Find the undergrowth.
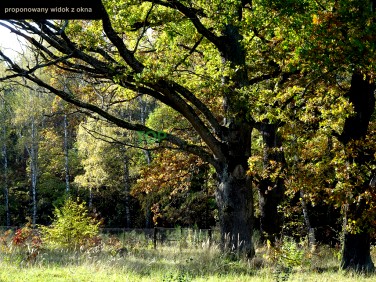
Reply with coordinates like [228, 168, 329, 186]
[0, 228, 375, 282]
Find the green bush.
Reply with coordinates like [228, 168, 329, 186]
[278, 237, 305, 268]
[40, 197, 100, 249]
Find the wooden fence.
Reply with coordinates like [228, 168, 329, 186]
[100, 227, 217, 249]
[0, 226, 219, 249]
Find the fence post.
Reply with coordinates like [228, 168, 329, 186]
[153, 227, 157, 249]
[122, 228, 126, 245]
[208, 228, 212, 247]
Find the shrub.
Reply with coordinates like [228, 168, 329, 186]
[40, 197, 100, 249]
[278, 237, 305, 268]
[268, 237, 307, 282]
[8, 221, 43, 265]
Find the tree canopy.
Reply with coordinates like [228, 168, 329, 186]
[0, 0, 375, 271]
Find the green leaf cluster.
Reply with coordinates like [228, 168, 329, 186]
[40, 197, 100, 249]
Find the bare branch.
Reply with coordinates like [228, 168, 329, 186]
[174, 35, 204, 70]
[0, 57, 217, 166]
[0, 12, 227, 167]
[132, 3, 155, 53]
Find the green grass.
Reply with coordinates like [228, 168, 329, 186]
[1, 260, 375, 282]
[0, 234, 375, 281]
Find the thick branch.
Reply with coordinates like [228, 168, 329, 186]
[171, 82, 223, 137]
[174, 36, 204, 70]
[152, 0, 224, 52]
[151, 80, 226, 162]
[0, 57, 217, 168]
[99, 1, 144, 72]
[0, 17, 226, 166]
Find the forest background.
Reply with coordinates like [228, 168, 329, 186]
[0, 0, 375, 273]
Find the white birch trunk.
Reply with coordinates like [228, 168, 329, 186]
[89, 187, 93, 208]
[64, 114, 70, 193]
[137, 95, 152, 227]
[2, 100, 9, 226]
[30, 119, 38, 226]
[123, 152, 131, 228]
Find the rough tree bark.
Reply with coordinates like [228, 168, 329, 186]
[214, 21, 255, 257]
[342, 207, 374, 272]
[216, 122, 254, 258]
[339, 72, 375, 272]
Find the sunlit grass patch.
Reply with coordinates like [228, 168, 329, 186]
[0, 231, 375, 282]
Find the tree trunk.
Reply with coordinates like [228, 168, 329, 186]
[145, 196, 153, 228]
[30, 120, 38, 226]
[216, 122, 254, 258]
[341, 221, 374, 272]
[216, 165, 254, 258]
[257, 123, 285, 244]
[143, 147, 153, 228]
[339, 72, 375, 272]
[214, 21, 255, 258]
[2, 105, 10, 227]
[123, 152, 131, 228]
[88, 187, 93, 208]
[64, 114, 70, 193]
[137, 95, 154, 227]
[300, 190, 316, 249]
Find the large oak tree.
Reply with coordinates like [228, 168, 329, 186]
[0, 0, 375, 267]
[0, 0, 260, 257]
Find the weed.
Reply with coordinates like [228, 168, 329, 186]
[162, 271, 192, 282]
[0, 228, 375, 281]
[9, 222, 42, 265]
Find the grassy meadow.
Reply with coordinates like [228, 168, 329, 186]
[0, 229, 375, 282]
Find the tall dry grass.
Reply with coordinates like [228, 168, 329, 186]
[0, 229, 375, 281]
